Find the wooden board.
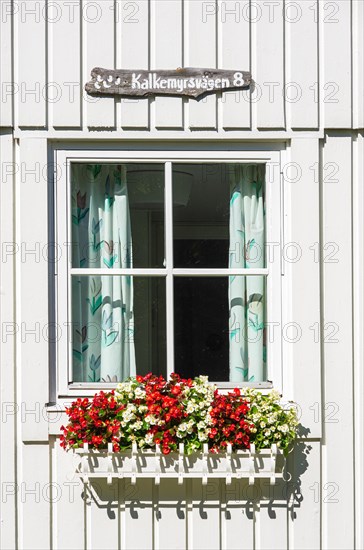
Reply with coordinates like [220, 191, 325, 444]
[86, 67, 251, 99]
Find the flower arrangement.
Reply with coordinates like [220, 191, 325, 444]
[60, 374, 298, 456]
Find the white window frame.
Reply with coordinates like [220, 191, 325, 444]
[55, 147, 283, 398]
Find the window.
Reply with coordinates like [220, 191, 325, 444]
[56, 148, 282, 395]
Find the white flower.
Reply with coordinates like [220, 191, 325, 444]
[186, 402, 197, 414]
[270, 390, 281, 401]
[131, 421, 142, 430]
[260, 421, 266, 428]
[145, 433, 154, 446]
[145, 415, 158, 425]
[134, 387, 146, 399]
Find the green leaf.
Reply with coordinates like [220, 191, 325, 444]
[103, 255, 118, 268]
[78, 207, 89, 222]
[230, 328, 240, 341]
[87, 294, 102, 315]
[73, 349, 82, 361]
[103, 330, 119, 347]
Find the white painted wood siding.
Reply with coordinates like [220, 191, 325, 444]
[1, 0, 363, 132]
[0, 0, 363, 547]
[0, 133, 363, 549]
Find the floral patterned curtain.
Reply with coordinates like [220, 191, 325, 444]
[229, 164, 266, 382]
[71, 164, 136, 383]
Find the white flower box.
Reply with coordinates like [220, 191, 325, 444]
[74, 443, 285, 486]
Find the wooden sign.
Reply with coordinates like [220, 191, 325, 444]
[85, 67, 252, 100]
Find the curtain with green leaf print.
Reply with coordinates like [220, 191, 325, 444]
[229, 164, 266, 382]
[71, 164, 136, 383]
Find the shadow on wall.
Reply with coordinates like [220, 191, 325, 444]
[81, 427, 312, 532]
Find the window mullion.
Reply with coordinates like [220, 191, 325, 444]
[172, 268, 269, 277]
[69, 268, 167, 276]
[165, 161, 174, 377]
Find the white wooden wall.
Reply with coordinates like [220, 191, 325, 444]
[0, 0, 363, 134]
[0, 132, 362, 550]
[0, 0, 363, 548]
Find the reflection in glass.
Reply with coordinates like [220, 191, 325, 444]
[173, 163, 265, 269]
[71, 276, 166, 382]
[71, 163, 165, 269]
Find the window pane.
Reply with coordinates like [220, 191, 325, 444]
[71, 276, 166, 382]
[71, 163, 165, 269]
[174, 276, 266, 382]
[173, 163, 266, 269]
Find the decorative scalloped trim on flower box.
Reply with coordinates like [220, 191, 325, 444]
[75, 442, 285, 487]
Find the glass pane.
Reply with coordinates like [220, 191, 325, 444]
[71, 276, 166, 382]
[173, 163, 266, 268]
[71, 163, 165, 269]
[174, 276, 266, 382]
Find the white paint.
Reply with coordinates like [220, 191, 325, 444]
[0, 0, 363, 547]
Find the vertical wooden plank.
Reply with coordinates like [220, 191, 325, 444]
[289, 441, 321, 549]
[51, 437, 85, 550]
[223, 480, 254, 550]
[257, 479, 288, 550]
[18, 138, 49, 441]
[0, 4, 13, 126]
[322, 0, 352, 128]
[321, 134, 354, 549]
[288, 0, 319, 129]
[89, 481, 119, 549]
[119, 0, 149, 129]
[156, 481, 187, 550]
[254, 0, 285, 129]
[50, 0, 81, 127]
[353, 132, 364, 550]
[186, 0, 217, 130]
[283, 139, 321, 438]
[152, 0, 183, 129]
[124, 479, 154, 549]
[220, 0, 251, 130]
[16, 0, 47, 127]
[0, 132, 17, 549]
[20, 444, 50, 549]
[352, 0, 364, 129]
[191, 480, 220, 550]
[85, 0, 116, 128]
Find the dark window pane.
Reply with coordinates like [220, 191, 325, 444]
[174, 277, 230, 381]
[174, 276, 266, 382]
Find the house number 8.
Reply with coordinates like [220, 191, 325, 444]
[233, 72, 245, 87]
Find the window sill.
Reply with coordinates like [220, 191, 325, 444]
[62, 380, 274, 396]
[74, 443, 285, 486]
